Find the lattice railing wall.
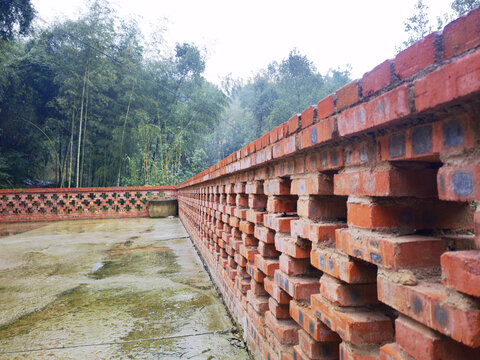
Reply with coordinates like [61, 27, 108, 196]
[0, 186, 176, 223]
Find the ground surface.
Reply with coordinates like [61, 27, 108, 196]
[0, 218, 249, 359]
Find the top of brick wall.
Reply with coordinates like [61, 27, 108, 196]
[0, 185, 176, 195]
[177, 6, 480, 189]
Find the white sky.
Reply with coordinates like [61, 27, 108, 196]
[32, 0, 454, 84]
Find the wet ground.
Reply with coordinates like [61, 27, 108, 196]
[0, 218, 250, 359]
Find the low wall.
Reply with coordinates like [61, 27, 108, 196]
[178, 8, 480, 360]
[0, 186, 176, 222]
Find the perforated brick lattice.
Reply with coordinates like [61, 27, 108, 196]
[0, 186, 176, 222]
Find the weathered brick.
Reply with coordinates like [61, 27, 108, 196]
[377, 272, 480, 347]
[336, 80, 360, 111]
[264, 276, 291, 304]
[362, 60, 392, 96]
[301, 105, 316, 129]
[269, 296, 290, 319]
[265, 310, 300, 345]
[317, 94, 335, 120]
[337, 85, 410, 136]
[395, 32, 437, 79]
[290, 300, 340, 343]
[311, 294, 393, 345]
[334, 168, 437, 197]
[274, 269, 320, 300]
[255, 224, 275, 244]
[320, 274, 377, 307]
[437, 165, 480, 201]
[297, 197, 346, 220]
[395, 315, 480, 360]
[311, 247, 377, 284]
[443, 6, 480, 59]
[336, 228, 446, 270]
[415, 48, 480, 112]
[279, 254, 312, 276]
[264, 178, 291, 195]
[379, 343, 414, 360]
[255, 254, 280, 276]
[291, 175, 333, 195]
[275, 233, 311, 259]
[441, 250, 480, 298]
[339, 342, 380, 360]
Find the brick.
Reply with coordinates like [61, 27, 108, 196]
[311, 247, 377, 284]
[309, 222, 347, 243]
[291, 219, 310, 239]
[320, 274, 377, 307]
[280, 254, 312, 275]
[290, 300, 340, 343]
[264, 276, 292, 304]
[239, 244, 258, 261]
[269, 297, 290, 319]
[276, 270, 320, 301]
[437, 165, 480, 201]
[476, 210, 480, 249]
[297, 329, 339, 360]
[300, 117, 336, 149]
[247, 303, 266, 337]
[255, 225, 275, 244]
[255, 254, 280, 276]
[311, 294, 393, 345]
[288, 114, 300, 134]
[415, 48, 480, 112]
[291, 175, 333, 195]
[301, 105, 316, 129]
[334, 168, 437, 197]
[362, 60, 392, 96]
[339, 342, 380, 360]
[249, 194, 267, 209]
[247, 263, 266, 282]
[234, 207, 247, 219]
[267, 196, 297, 213]
[264, 178, 291, 195]
[259, 241, 281, 258]
[247, 209, 266, 224]
[236, 194, 249, 207]
[336, 228, 446, 270]
[239, 220, 255, 234]
[396, 315, 480, 360]
[336, 80, 360, 111]
[251, 278, 268, 295]
[246, 181, 264, 194]
[275, 233, 311, 259]
[378, 115, 475, 161]
[441, 250, 480, 298]
[236, 277, 251, 294]
[297, 197, 346, 220]
[247, 290, 269, 314]
[379, 343, 414, 360]
[395, 32, 437, 79]
[265, 310, 300, 345]
[242, 232, 259, 246]
[268, 216, 298, 233]
[337, 85, 410, 137]
[443, 6, 480, 59]
[347, 199, 473, 231]
[377, 272, 480, 347]
[317, 94, 335, 120]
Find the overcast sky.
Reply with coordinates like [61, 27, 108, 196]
[32, 0, 454, 84]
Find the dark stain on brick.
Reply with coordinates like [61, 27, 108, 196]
[412, 296, 423, 314]
[309, 320, 314, 335]
[328, 258, 334, 271]
[324, 317, 331, 327]
[452, 171, 473, 196]
[370, 252, 382, 264]
[354, 249, 362, 257]
[434, 304, 449, 327]
[311, 128, 318, 145]
[412, 125, 433, 155]
[443, 119, 464, 148]
[370, 240, 379, 248]
[299, 310, 304, 325]
[319, 254, 325, 268]
[388, 133, 406, 158]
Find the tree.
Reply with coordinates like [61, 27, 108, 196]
[451, 0, 480, 16]
[398, 0, 432, 51]
[0, 0, 35, 41]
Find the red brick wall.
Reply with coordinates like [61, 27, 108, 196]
[178, 8, 480, 360]
[0, 186, 176, 222]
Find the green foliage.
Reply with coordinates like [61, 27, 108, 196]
[451, 0, 480, 15]
[203, 49, 350, 166]
[0, 0, 35, 41]
[398, 0, 433, 51]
